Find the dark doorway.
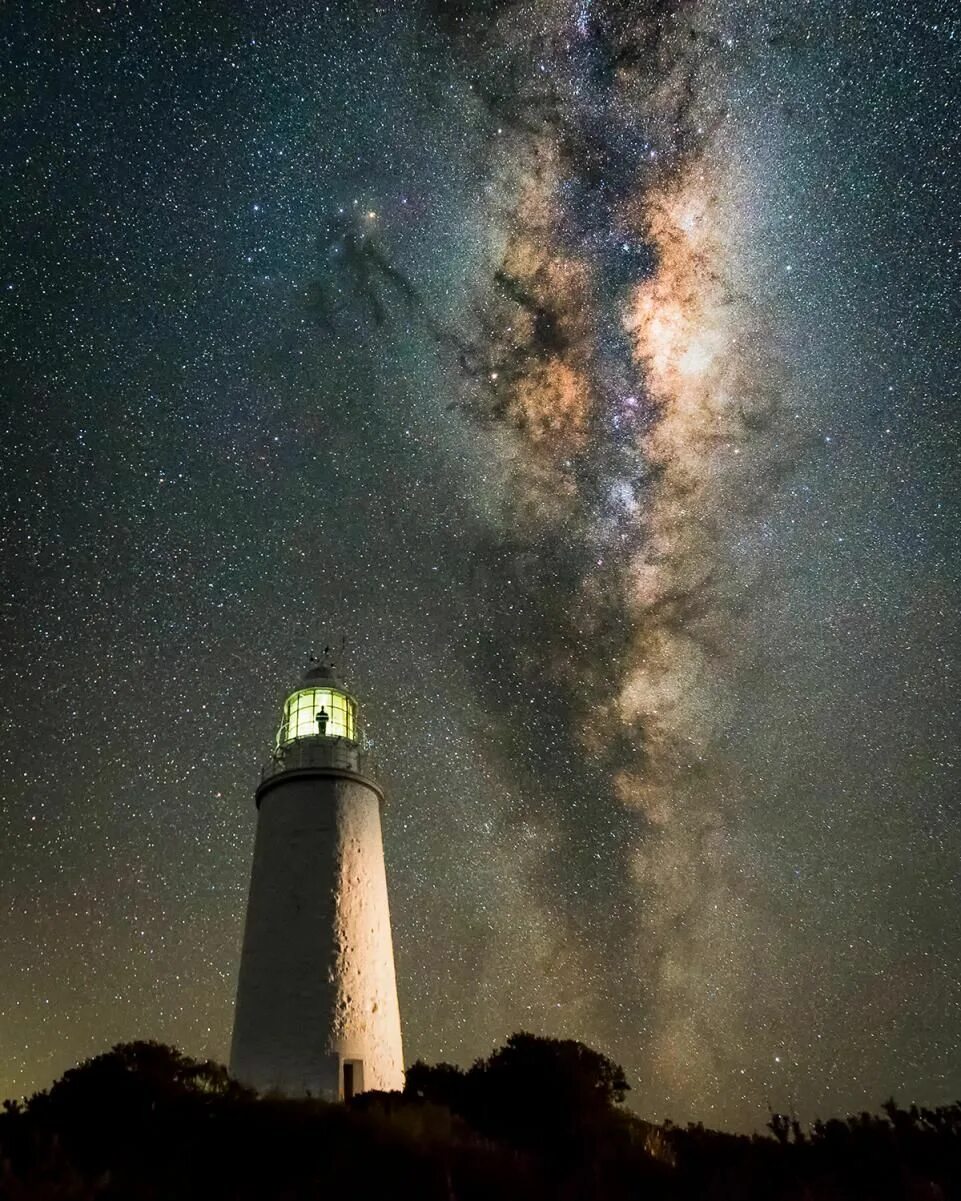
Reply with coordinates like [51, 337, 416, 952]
[343, 1061, 355, 1100]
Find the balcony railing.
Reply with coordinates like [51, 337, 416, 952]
[260, 735, 368, 783]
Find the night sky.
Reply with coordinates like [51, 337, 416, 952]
[1, 1, 958, 1131]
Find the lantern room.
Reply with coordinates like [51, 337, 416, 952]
[275, 660, 358, 746]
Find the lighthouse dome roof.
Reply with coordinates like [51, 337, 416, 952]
[301, 659, 350, 694]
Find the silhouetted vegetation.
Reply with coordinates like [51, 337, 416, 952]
[1, 1035, 959, 1200]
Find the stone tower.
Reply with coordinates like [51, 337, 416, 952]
[229, 658, 404, 1099]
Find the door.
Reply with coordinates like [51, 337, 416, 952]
[342, 1058, 363, 1100]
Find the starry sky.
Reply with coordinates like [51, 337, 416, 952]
[1, 0, 958, 1131]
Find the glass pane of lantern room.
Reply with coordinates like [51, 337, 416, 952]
[314, 690, 335, 736]
[286, 691, 313, 741]
[328, 693, 347, 739]
[328, 694, 345, 737]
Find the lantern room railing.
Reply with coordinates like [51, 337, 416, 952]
[260, 735, 370, 784]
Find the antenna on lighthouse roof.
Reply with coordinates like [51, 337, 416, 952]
[307, 640, 338, 673]
[306, 631, 350, 676]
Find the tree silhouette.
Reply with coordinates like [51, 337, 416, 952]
[1, 1037, 960, 1200]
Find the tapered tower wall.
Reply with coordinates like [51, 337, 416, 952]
[230, 764, 404, 1098]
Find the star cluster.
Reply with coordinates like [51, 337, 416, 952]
[0, 1, 958, 1130]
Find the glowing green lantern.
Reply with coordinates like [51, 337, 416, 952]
[276, 669, 358, 746]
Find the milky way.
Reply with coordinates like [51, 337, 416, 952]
[410, 0, 813, 1113]
[1, 1, 958, 1129]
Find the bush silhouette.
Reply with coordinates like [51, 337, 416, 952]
[406, 1032, 630, 1153]
[1, 1036, 960, 1200]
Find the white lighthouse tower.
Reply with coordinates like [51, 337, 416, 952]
[229, 657, 404, 1099]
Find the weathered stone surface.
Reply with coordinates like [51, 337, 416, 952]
[230, 773, 404, 1098]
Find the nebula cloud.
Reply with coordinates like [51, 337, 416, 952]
[403, 0, 805, 1115]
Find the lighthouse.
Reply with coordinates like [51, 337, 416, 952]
[229, 657, 404, 1099]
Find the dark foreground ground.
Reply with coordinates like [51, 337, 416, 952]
[2, 1036, 959, 1200]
